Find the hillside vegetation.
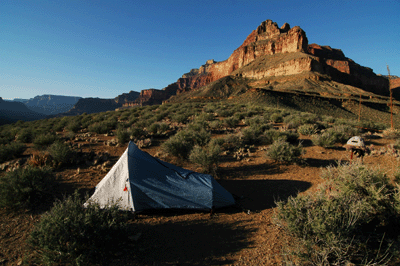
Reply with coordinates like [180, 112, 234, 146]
[1, 101, 400, 265]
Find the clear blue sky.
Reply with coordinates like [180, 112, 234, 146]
[1, 0, 399, 100]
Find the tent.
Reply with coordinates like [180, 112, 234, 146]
[85, 141, 235, 212]
[345, 136, 366, 148]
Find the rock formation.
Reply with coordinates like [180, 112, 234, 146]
[64, 98, 122, 116]
[0, 97, 46, 125]
[136, 19, 391, 105]
[24, 95, 82, 115]
[114, 90, 140, 104]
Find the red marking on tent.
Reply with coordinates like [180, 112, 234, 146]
[123, 186, 128, 191]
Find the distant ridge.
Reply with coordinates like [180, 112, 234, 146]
[23, 95, 82, 115]
[0, 97, 46, 125]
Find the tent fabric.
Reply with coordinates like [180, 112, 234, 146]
[346, 136, 366, 148]
[86, 142, 235, 212]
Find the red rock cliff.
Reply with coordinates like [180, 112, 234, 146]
[135, 19, 391, 105]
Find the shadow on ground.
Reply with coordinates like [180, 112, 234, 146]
[304, 158, 344, 168]
[219, 179, 311, 212]
[111, 217, 256, 265]
[219, 162, 284, 178]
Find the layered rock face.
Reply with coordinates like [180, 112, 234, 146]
[24, 95, 82, 115]
[65, 98, 122, 116]
[136, 19, 390, 105]
[114, 90, 140, 104]
[174, 20, 308, 94]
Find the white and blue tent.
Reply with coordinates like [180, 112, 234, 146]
[86, 142, 235, 212]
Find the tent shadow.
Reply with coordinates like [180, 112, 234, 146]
[112, 218, 256, 266]
[218, 179, 312, 212]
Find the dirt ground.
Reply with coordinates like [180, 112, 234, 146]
[0, 134, 399, 266]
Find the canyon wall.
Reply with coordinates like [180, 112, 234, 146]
[136, 19, 391, 105]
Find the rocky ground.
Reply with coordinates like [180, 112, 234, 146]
[0, 130, 399, 265]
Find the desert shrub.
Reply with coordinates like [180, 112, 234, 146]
[259, 129, 281, 145]
[162, 128, 211, 158]
[216, 109, 234, 118]
[128, 116, 139, 125]
[275, 163, 400, 265]
[33, 133, 58, 150]
[189, 142, 221, 173]
[203, 103, 217, 113]
[311, 131, 338, 148]
[48, 141, 75, 167]
[244, 115, 265, 127]
[147, 122, 160, 134]
[233, 111, 246, 120]
[277, 130, 299, 144]
[27, 150, 52, 167]
[221, 133, 243, 151]
[130, 126, 145, 139]
[16, 128, 34, 143]
[241, 124, 272, 145]
[155, 111, 168, 121]
[0, 142, 26, 163]
[0, 129, 15, 145]
[195, 112, 214, 123]
[53, 121, 66, 132]
[270, 113, 283, 123]
[66, 120, 81, 133]
[88, 122, 109, 134]
[148, 122, 169, 135]
[298, 123, 318, 136]
[65, 131, 76, 140]
[0, 166, 56, 209]
[171, 113, 188, 123]
[28, 191, 130, 265]
[266, 139, 303, 163]
[209, 120, 223, 131]
[357, 120, 386, 131]
[158, 122, 170, 134]
[327, 124, 360, 143]
[383, 128, 400, 139]
[322, 115, 335, 124]
[104, 117, 118, 130]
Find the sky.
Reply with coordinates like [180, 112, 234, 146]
[1, 0, 399, 100]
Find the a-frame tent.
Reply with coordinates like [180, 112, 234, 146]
[85, 142, 235, 212]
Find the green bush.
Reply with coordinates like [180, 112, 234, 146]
[48, 141, 75, 167]
[33, 133, 58, 150]
[162, 128, 211, 158]
[244, 115, 265, 127]
[189, 142, 221, 173]
[88, 122, 109, 134]
[130, 126, 145, 139]
[241, 124, 271, 144]
[209, 120, 223, 131]
[0, 142, 26, 163]
[66, 120, 81, 133]
[0, 166, 56, 209]
[383, 128, 400, 139]
[311, 131, 338, 148]
[16, 128, 34, 143]
[270, 113, 283, 123]
[297, 123, 318, 136]
[221, 133, 243, 151]
[28, 191, 130, 265]
[275, 163, 400, 265]
[171, 113, 189, 123]
[0, 129, 15, 145]
[327, 124, 360, 143]
[116, 128, 131, 144]
[266, 139, 303, 163]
